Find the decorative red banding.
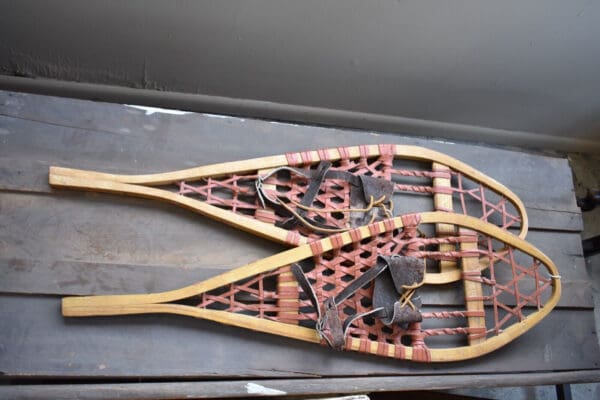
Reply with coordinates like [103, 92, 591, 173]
[430, 165, 453, 179]
[300, 151, 313, 165]
[255, 209, 278, 224]
[317, 148, 330, 161]
[377, 341, 390, 356]
[330, 233, 344, 249]
[349, 228, 362, 243]
[430, 171, 453, 179]
[431, 186, 454, 195]
[468, 327, 487, 335]
[359, 145, 370, 159]
[277, 274, 296, 283]
[378, 143, 396, 156]
[467, 327, 488, 340]
[401, 213, 421, 228]
[412, 346, 431, 362]
[368, 222, 382, 236]
[465, 295, 488, 302]
[337, 146, 350, 160]
[459, 228, 478, 237]
[469, 333, 487, 340]
[345, 336, 354, 351]
[394, 344, 406, 359]
[383, 218, 396, 232]
[285, 152, 301, 166]
[359, 338, 369, 353]
[310, 240, 324, 256]
[285, 231, 302, 246]
[465, 310, 486, 318]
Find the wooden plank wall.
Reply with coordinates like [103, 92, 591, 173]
[0, 90, 598, 393]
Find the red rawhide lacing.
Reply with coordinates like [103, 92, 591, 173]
[195, 215, 551, 357]
[176, 144, 522, 244]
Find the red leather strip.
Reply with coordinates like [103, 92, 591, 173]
[330, 233, 344, 249]
[412, 346, 431, 362]
[255, 209, 278, 224]
[310, 240, 324, 256]
[317, 148, 330, 161]
[359, 144, 369, 158]
[285, 152, 301, 166]
[377, 341, 390, 356]
[286, 231, 301, 246]
[278, 274, 296, 283]
[431, 186, 454, 195]
[383, 218, 396, 232]
[368, 222, 382, 236]
[349, 228, 362, 243]
[394, 343, 406, 359]
[401, 213, 421, 228]
[300, 151, 313, 164]
[378, 143, 396, 156]
[337, 146, 350, 160]
[359, 338, 369, 353]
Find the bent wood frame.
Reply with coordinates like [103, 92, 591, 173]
[50, 144, 528, 285]
[63, 212, 559, 363]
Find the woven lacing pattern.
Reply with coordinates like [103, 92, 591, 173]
[195, 221, 552, 355]
[176, 145, 522, 244]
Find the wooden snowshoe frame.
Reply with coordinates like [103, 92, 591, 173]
[50, 144, 528, 285]
[63, 212, 559, 363]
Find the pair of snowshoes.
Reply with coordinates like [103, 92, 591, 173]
[54, 144, 560, 362]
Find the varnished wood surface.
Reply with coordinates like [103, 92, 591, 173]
[459, 230, 486, 345]
[46, 141, 531, 258]
[0, 90, 597, 389]
[59, 212, 562, 362]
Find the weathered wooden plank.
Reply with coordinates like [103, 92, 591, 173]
[0, 295, 598, 378]
[0, 191, 283, 271]
[0, 90, 581, 232]
[0, 259, 223, 297]
[0, 192, 592, 308]
[2, 370, 599, 400]
[0, 89, 593, 383]
[0, 157, 55, 193]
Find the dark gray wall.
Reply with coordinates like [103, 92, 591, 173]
[1, 1, 599, 151]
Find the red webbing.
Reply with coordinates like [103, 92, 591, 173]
[194, 219, 552, 358]
[178, 175, 259, 213]
[175, 146, 522, 245]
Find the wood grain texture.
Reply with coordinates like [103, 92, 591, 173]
[2, 370, 599, 399]
[57, 212, 562, 362]
[1, 295, 598, 378]
[432, 162, 456, 273]
[0, 257, 591, 308]
[459, 229, 486, 345]
[0, 89, 595, 383]
[0, 154, 581, 234]
[45, 143, 530, 251]
[1, 192, 589, 307]
[0, 90, 582, 233]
